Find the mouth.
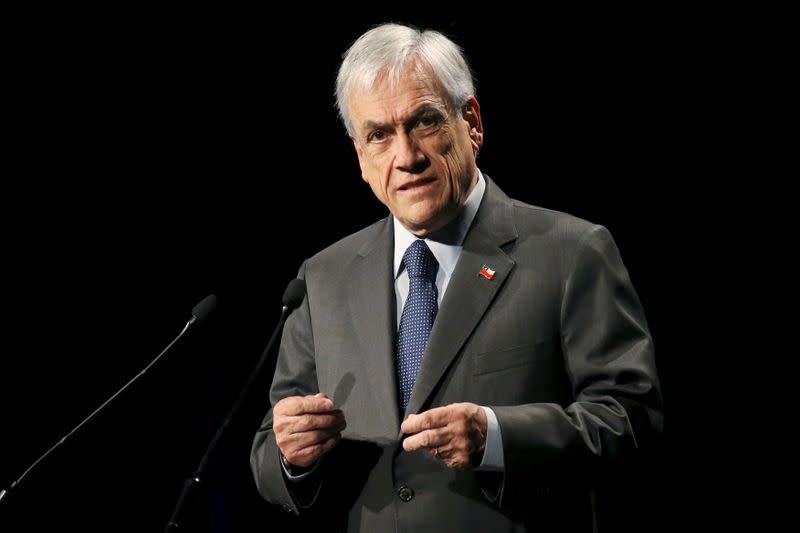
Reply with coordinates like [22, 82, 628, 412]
[397, 177, 437, 192]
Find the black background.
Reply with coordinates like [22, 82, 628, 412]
[1, 8, 732, 533]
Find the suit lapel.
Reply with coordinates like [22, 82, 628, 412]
[348, 217, 402, 431]
[405, 179, 518, 416]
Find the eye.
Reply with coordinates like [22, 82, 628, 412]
[416, 115, 440, 128]
[367, 130, 387, 143]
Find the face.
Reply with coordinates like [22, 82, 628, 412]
[349, 65, 483, 236]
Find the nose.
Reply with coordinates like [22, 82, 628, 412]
[394, 133, 428, 174]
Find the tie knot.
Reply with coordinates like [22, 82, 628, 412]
[402, 240, 438, 280]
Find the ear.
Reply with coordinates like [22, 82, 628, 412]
[462, 96, 483, 154]
[349, 134, 369, 183]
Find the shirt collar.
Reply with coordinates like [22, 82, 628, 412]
[394, 170, 486, 279]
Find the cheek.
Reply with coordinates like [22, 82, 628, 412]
[363, 158, 392, 204]
[429, 131, 457, 173]
[440, 135, 473, 196]
[437, 134, 467, 177]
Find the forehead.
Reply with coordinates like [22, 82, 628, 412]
[349, 68, 448, 129]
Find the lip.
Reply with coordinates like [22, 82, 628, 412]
[397, 177, 437, 193]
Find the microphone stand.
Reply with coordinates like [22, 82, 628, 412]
[0, 308, 208, 505]
[164, 301, 296, 532]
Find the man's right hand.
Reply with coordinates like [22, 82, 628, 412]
[273, 393, 346, 468]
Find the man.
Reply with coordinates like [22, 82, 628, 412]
[251, 23, 662, 532]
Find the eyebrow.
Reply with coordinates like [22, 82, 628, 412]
[361, 104, 444, 133]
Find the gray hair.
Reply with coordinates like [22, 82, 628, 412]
[335, 23, 475, 136]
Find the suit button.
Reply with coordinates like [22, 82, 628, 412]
[397, 485, 414, 502]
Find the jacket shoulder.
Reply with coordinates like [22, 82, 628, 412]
[509, 198, 602, 242]
[304, 216, 389, 271]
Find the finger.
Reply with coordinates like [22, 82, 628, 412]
[295, 428, 342, 449]
[299, 393, 336, 414]
[280, 426, 341, 455]
[424, 445, 452, 461]
[402, 428, 447, 452]
[291, 434, 340, 466]
[318, 434, 340, 454]
[401, 406, 451, 434]
[278, 394, 335, 416]
[288, 411, 346, 434]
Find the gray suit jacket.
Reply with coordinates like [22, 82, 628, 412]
[251, 178, 663, 532]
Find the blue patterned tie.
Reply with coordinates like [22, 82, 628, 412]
[396, 240, 439, 411]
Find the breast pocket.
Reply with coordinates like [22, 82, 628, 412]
[473, 342, 547, 376]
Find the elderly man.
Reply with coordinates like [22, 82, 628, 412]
[251, 23, 662, 533]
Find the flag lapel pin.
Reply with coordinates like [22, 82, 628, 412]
[478, 265, 495, 280]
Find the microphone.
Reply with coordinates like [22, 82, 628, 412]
[282, 278, 306, 311]
[0, 294, 218, 505]
[165, 279, 306, 532]
[192, 294, 218, 323]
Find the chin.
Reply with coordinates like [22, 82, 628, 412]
[397, 215, 432, 235]
[408, 215, 448, 236]
[395, 198, 453, 233]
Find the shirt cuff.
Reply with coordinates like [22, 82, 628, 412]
[476, 406, 505, 472]
[280, 453, 322, 481]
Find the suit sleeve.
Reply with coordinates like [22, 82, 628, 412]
[492, 225, 663, 500]
[250, 261, 323, 515]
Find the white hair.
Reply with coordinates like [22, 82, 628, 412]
[335, 23, 475, 136]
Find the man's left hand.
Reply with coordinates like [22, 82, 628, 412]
[401, 402, 488, 469]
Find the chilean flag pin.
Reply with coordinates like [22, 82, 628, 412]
[478, 265, 495, 280]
